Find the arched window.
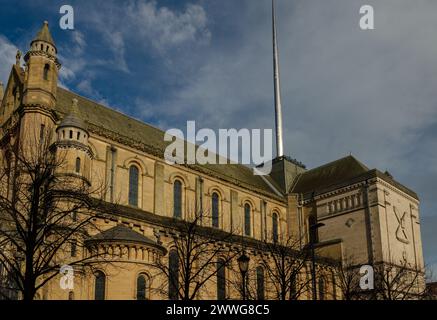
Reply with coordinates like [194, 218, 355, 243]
[212, 192, 219, 228]
[128, 165, 139, 207]
[94, 271, 106, 300]
[256, 266, 265, 300]
[168, 250, 179, 300]
[70, 240, 77, 257]
[244, 203, 251, 236]
[136, 274, 148, 300]
[217, 259, 226, 300]
[75, 157, 81, 173]
[173, 180, 182, 218]
[40, 124, 45, 143]
[272, 212, 279, 242]
[290, 273, 297, 300]
[68, 291, 74, 300]
[331, 272, 337, 300]
[318, 278, 325, 300]
[43, 64, 50, 80]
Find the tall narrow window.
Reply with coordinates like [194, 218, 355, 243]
[272, 212, 279, 242]
[137, 274, 148, 300]
[256, 266, 265, 300]
[94, 271, 106, 300]
[331, 271, 337, 300]
[197, 177, 204, 214]
[244, 203, 251, 236]
[75, 157, 81, 174]
[128, 165, 139, 207]
[43, 64, 49, 80]
[217, 259, 226, 300]
[318, 278, 325, 300]
[173, 180, 182, 218]
[70, 240, 77, 257]
[212, 192, 219, 228]
[168, 250, 179, 300]
[40, 124, 45, 143]
[290, 273, 297, 300]
[109, 147, 116, 202]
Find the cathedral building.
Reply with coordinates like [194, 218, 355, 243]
[0, 20, 425, 300]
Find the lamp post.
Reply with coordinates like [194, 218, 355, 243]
[308, 222, 325, 300]
[237, 252, 250, 300]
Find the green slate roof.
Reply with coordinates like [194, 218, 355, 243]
[290, 155, 418, 200]
[58, 99, 87, 131]
[55, 87, 282, 199]
[89, 224, 157, 246]
[291, 155, 369, 194]
[32, 21, 55, 47]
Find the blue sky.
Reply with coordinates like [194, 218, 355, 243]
[0, 0, 436, 278]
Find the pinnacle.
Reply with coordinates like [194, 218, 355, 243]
[31, 20, 56, 48]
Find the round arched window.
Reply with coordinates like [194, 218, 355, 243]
[244, 203, 251, 236]
[94, 271, 106, 300]
[128, 165, 139, 206]
[212, 192, 220, 228]
[136, 274, 148, 300]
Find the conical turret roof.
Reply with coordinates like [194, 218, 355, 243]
[58, 98, 87, 132]
[31, 21, 56, 47]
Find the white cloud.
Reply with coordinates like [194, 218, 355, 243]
[58, 31, 88, 83]
[71, 31, 86, 54]
[81, 0, 210, 71]
[0, 35, 19, 85]
[125, 1, 211, 52]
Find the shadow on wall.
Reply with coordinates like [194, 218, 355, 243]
[421, 215, 437, 281]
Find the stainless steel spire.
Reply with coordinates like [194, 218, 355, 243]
[272, 0, 284, 158]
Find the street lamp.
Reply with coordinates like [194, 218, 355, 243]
[308, 222, 325, 300]
[237, 252, 250, 300]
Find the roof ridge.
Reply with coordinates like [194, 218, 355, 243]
[307, 155, 369, 172]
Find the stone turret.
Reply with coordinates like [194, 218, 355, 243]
[23, 21, 60, 109]
[56, 98, 93, 184]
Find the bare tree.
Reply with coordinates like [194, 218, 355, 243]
[257, 235, 312, 300]
[0, 127, 108, 300]
[373, 258, 426, 300]
[332, 256, 368, 300]
[153, 210, 239, 300]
